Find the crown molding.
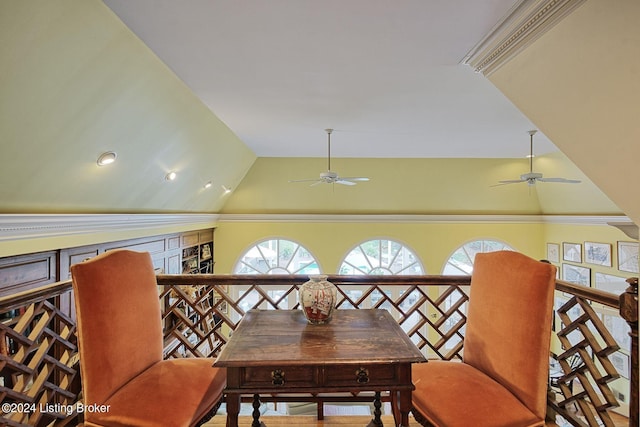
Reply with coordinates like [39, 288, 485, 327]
[0, 213, 634, 243]
[219, 213, 632, 227]
[0, 214, 220, 242]
[462, 0, 587, 76]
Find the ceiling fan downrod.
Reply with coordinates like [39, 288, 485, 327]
[528, 129, 537, 174]
[325, 128, 333, 171]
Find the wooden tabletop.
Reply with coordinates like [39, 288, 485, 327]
[215, 309, 426, 367]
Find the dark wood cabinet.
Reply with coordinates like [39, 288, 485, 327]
[0, 228, 215, 296]
[0, 251, 58, 298]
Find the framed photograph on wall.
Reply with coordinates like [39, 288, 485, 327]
[617, 241, 639, 273]
[584, 242, 612, 266]
[601, 308, 631, 352]
[547, 243, 560, 263]
[595, 272, 628, 296]
[562, 263, 591, 287]
[562, 242, 582, 263]
[610, 351, 630, 379]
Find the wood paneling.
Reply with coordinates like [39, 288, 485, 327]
[0, 251, 57, 298]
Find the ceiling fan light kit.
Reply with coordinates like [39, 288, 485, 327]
[289, 129, 370, 187]
[494, 130, 581, 187]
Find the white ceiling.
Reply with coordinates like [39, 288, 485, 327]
[103, 0, 558, 159]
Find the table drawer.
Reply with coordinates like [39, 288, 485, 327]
[325, 364, 398, 387]
[240, 366, 318, 388]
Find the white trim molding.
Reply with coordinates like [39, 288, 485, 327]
[1, 213, 634, 243]
[0, 214, 219, 242]
[219, 214, 633, 227]
[462, 0, 587, 76]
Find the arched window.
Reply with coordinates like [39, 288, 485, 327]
[339, 238, 424, 275]
[442, 239, 514, 275]
[232, 238, 320, 312]
[338, 239, 425, 339]
[233, 238, 320, 274]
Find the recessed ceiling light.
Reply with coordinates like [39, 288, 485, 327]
[97, 151, 117, 166]
[165, 171, 177, 181]
[204, 181, 213, 189]
[222, 185, 232, 194]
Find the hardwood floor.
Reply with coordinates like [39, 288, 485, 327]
[205, 414, 418, 426]
[204, 412, 630, 427]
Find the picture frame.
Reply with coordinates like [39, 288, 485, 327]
[617, 241, 639, 273]
[584, 241, 612, 266]
[610, 351, 630, 379]
[547, 243, 560, 263]
[601, 309, 631, 352]
[562, 242, 582, 263]
[594, 272, 629, 296]
[562, 263, 591, 287]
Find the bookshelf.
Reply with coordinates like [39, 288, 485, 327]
[181, 230, 214, 274]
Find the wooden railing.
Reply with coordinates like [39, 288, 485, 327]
[0, 274, 637, 427]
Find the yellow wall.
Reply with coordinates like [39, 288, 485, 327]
[220, 157, 621, 215]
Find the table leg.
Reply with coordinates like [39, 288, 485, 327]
[397, 390, 411, 427]
[251, 394, 266, 427]
[225, 393, 240, 427]
[366, 391, 384, 427]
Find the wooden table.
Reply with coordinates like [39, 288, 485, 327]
[214, 309, 426, 427]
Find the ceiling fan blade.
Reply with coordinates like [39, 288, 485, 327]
[335, 179, 357, 186]
[491, 178, 527, 187]
[538, 177, 581, 184]
[497, 179, 526, 184]
[338, 177, 369, 182]
[289, 178, 321, 183]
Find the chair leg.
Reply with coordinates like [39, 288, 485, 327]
[196, 399, 224, 427]
[411, 408, 435, 427]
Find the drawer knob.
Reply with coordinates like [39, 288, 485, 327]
[355, 367, 369, 384]
[271, 369, 285, 386]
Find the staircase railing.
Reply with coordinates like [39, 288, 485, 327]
[0, 274, 636, 427]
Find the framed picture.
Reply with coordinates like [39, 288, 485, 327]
[601, 309, 631, 352]
[595, 273, 628, 296]
[547, 243, 560, 263]
[610, 351, 630, 379]
[584, 242, 612, 266]
[617, 241, 639, 273]
[562, 263, 591, 287]
[563, 242, 582, 263]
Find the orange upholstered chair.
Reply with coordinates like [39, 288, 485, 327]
[411, 251, 556, 427]
[71, 249, 226, 427]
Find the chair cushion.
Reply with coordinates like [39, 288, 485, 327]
[412, 361, 543, 427]
[84, 358, 226, 427]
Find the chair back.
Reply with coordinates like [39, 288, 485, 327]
[463, 250, 556, 421]
[71, 249, 163, 405]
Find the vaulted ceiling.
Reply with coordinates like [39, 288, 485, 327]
[0, 0, 637, 222]
[103, 0, 558, 159]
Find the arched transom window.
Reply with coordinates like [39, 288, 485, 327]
[339, 238, 424, 275]
[233, 238, 320, 275]
[442, 239, 513, 275]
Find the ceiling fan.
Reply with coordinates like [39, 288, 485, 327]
[495, 130, 581, 187]
[289, 129, 370, 186]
